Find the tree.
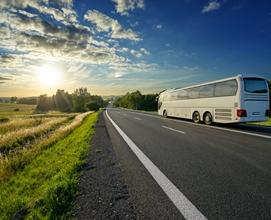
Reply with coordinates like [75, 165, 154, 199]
[113, 91, 158, 111]
[54, 89, 72, 112]
[10, 96, 17, 103]
[36, 95, 55, 112]
[72, 87, 90, 112]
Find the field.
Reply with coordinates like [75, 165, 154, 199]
[0, 103, 98, 219]
[0, 103, 36, 117]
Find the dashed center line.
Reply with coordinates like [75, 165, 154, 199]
[134, 117, 142, 121]
[162, 126, 186, 134]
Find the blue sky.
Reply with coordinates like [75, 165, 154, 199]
[0, 0, 270, 96]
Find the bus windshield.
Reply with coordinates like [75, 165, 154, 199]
[244, 78, 268, 93]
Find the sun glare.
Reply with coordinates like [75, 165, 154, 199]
[37, 65, 61, 87]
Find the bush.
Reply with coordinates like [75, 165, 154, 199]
[86, 102, 100, 111]
[0, 117, 9, 123]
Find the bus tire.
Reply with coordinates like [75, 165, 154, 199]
[163, 110, 168, 118]
[203, 112, 212, 125]
[192, 111, 200, 123]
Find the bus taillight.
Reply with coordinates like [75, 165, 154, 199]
[237, 109, 247, 117]
[265, 110, 271, 117]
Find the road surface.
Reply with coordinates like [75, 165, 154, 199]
[104, 108, 271, 220]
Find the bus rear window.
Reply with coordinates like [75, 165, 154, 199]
[244, 78, 268, 93]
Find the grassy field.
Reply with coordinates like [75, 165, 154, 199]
[0, 103, 99, 219]
[0, 103, 36, 117]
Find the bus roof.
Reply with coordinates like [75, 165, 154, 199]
[160, 74, 267, 94]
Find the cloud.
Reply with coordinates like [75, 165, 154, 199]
[130, 48, 150, 58]
[0, 76, 11, 80]
[84, 10, 141, 41]
[202, 1, 221, 13]
[156, 24, 163, 29]
[112, 0, 144, 16]
[0, 1, 157, 94]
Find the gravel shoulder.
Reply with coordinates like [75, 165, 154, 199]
[71, 112, 136, 220]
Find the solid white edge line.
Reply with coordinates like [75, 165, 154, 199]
[106, 110, 207, 220]
[126, 110, 271, 140]
[162, 125, 186, 134]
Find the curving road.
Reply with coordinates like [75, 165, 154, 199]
[104, 107, 271, 220]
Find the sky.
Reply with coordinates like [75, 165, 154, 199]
[0, 0, 271, 97]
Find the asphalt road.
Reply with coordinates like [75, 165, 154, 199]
[104, 108, 271, 220]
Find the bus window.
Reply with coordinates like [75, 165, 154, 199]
[199, 84, 215, 98]
[244, 78, 268, 93]
[187, 87, 200, 99]
[177, 90, 187, 100]
[214, 80, 237, 97]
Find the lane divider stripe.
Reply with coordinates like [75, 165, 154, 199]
[162, 125, 186, 134]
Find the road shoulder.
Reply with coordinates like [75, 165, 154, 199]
[71, 111, 136, 219]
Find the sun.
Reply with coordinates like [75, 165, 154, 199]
[37, 65, 61, 87]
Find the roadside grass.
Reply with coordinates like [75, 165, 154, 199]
[0, 112, 91, 181]
[0, 117, 71, 154]
[0, 111, 98, 219]
[249, 118, 271, 127]
[0, 103, 36, 117]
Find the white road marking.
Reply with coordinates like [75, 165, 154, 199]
[134, 117, 142, 121]
[106, 110, 207, 220]
[127, 110, 271, 140]
[162, 126, 186, 134]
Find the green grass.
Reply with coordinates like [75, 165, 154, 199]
[0, 112, 99, 219]
[250, 118, 271, 127]
[0, 103, 36, 117]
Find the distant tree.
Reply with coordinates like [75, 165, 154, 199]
[86, 101, 100, 111]
[0, 98, 3, 103]
[36, 95, 55, 112]
[10, 96, 17, 103]
[72, 87, 90, 112]
[113, 91, 158, 111]
[17, 97, 37, 105]
[54, 89, 72, 112]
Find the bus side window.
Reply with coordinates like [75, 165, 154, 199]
[214, 80, 238, 97]
[187, 87, 200, 99]
[177, 90, 187, 100]
[199, 84, 215, 98]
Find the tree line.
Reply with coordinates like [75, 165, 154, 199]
[36, 88, 107, 112]
[113, 91, 158, 111]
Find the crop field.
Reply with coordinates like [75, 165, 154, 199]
[0, 103, 98, 219]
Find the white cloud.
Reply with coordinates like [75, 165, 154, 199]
[112, 0, 144, 16]
[0, 1, 158, 95]
[156, 24, 162, 29]
[202, 1, 221, 13]
[130, 48, 150, 58]
[84, 10, 141, 41]
[140, 48, 150, 55]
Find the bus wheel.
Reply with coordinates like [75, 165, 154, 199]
[192, 111, 200, 123]
[163, 110, 168, 118]
[203, 112, 212, 125]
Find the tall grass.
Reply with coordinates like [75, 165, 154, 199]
[0, 112, 92, 182]
[0, 117, 70, 154]
[0, 112, 98, 219]
[0, 117, 52, 134]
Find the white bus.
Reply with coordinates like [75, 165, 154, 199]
[158, 75, 270, 124]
